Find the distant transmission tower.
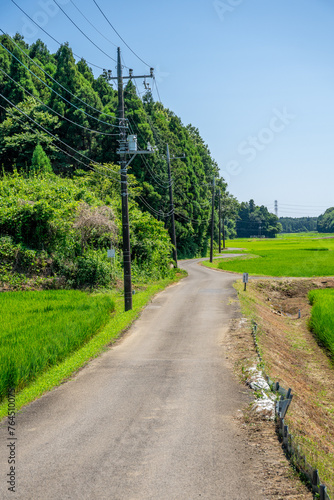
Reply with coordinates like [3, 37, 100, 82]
[275, 200, 278, 217]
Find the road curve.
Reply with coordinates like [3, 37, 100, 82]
[0, 259, 260, 499]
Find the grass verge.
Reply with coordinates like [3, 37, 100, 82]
[0, 269, 186, 421]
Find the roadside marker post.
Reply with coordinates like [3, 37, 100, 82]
[107, 249, 116, 259]
[107, 247, 116, 277]
[243, 272, 249, 291]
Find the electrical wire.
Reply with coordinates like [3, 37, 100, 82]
[127, 105, 212, 221]
[124, 83, 201, 194]
[277, 208, 323, 214]
[126, 84, 216, 207]
[0, 91, 124, 183]
[0, 102, 121, 184]
[137, 195, 173, 219]
[10, 0, 106, 71]
[0, 68, 118, 136]
[0, 103, 88, 169]
[126, 117, 172, 188]
[0, 38, 125, 129]
[122, 79, 176, 190]
[174, 211, 211, 224]
[279, 204, 329, 209]
[127, 115, 213, 212]
[0, 32, 121, 124]
[69, 0, 117, 49]
[1, 37, 212, 224]
[92, 0, 151, 68]
[53, 0, 117, 65]
[153, 76, 162, 102]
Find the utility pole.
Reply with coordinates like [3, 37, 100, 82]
[210, 178, 215, 263]
[166, 144, 178, 268]
[110, 47, 154, 311]
[117, 47, 132, 311]
[218, 189, 222, 253]
[275, 200, 278, 218]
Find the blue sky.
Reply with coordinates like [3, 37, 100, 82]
[2, 0, 334, 217]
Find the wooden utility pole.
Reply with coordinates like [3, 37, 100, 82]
[111, 47, 154, 311]
[210, 178, 215, 263]
[166, 144, 178, 268]
[117, 47, 132, 311]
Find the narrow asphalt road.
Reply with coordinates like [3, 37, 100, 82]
[0, 258, 261, 500]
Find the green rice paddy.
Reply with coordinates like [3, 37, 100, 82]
[0, 290, 114, 401]
[309, 289, 334, 359]
[205, 234, 334, 277]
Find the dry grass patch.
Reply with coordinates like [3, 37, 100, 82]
[235, 277, 334, 494]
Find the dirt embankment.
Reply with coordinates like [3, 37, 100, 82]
[226, 316, 312, 499]
[232, 277, 334, 495]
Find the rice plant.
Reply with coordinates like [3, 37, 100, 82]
[309, 289, 334, 358]
[0, 290, 114, 400]
[209, 235, 334, 277]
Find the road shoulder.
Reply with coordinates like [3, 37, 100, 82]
[222, 277, 313, 498]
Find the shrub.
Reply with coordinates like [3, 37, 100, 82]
[75, 251, 113, 288]
[30, 144, 53, 174]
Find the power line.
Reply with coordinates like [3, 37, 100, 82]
[128, 116, 212, 208]
[0, 91, 124, 183]
[0, 37, 124, 129]
[92, 0, 151, 68]
[119, 68, 174, 189]
[277, 208, 324, 213]
[0, 103, 88, 170]
[279, 204, 329, 209]
[53, 0, 117, 65]
[137, 195, 173, 219]
[10, 0, 105, 71]
[278, 209, 323, 213]
[126, 117, 172, 188]
[0, 102, 121, 184]
[0, 32, 120, 122]
[125, 88, 210, 195]
[69, 0, 117, 49]
[128, 114, 173, 186]
[174, 211, 211, 224]
[0, 68, 118, 136]
[153, 76, 162, 102]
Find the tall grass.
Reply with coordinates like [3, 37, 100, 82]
[308, 289, 334, 359]
[0, 290, 114, 400]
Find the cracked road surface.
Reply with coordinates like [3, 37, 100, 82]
[0, 258, 263, 499]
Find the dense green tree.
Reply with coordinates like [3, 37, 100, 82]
[220, 189, 239, 241]
[76, 59, 94, 85]
[236, 200, 281, 238]
[317, 208, 334, 233]
[279, 217, 318, 233]
[29, 39, 52, 66]
[31, 144, 52, 174]
[0, 97, 59, 171]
